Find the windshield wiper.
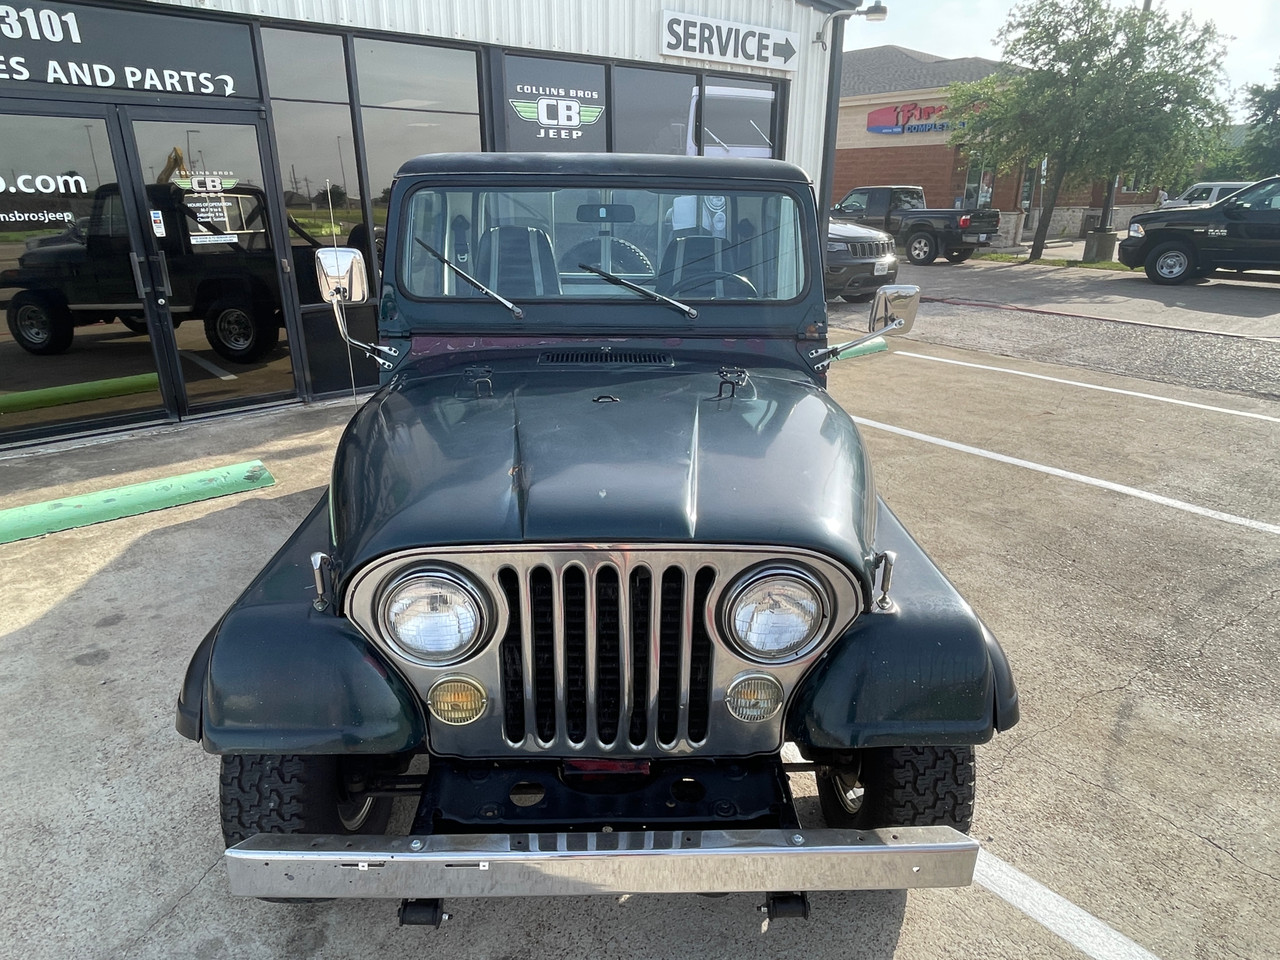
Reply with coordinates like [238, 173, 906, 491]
[577, 263, 698, 319]
[414, 237, 524, 319]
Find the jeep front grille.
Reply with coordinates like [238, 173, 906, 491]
[344, 546, 864, 758]
[848, 239, 895, 259]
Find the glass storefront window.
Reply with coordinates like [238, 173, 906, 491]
[697, 77, 776, 159]
[355, 41, 481, 229]
[261, 28, 348, 102]
[612, 67, 698, 155]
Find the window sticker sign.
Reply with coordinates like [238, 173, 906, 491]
[150, 209, 165, 237]
[0, 1, 257, 99]
[503, 56, 606, 153]
[661, 10, 799, 73]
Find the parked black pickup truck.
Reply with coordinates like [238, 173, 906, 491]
[1118, 175, 1280, 285]
[831, 185, 1000, 265]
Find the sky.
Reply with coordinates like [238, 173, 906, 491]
[844, 0, 1279, 117]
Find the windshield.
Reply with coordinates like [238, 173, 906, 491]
[400, 184, 806, 303]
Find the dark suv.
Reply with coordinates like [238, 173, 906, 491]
[824, 219, 898, 301]
[176, 153, 1018, 925]
[1119, 176, 1280, 284]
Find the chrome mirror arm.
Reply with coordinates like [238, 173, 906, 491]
[328, 292, 398, 370]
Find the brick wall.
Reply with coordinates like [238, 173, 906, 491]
[833, 145, 1025, 213]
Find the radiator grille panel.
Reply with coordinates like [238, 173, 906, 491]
[498, 560, 713, 751]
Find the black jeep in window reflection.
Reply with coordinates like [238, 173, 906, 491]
[1, 181, 313, 362]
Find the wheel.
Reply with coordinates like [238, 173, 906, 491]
[6, 291, 74, 355]
[220, 755, 394, 902]
[560, 237, 654, 275]
[1143, 241, 1195, 285]
[905, 232, 938, 265]
[945, 249, 974, 263]
[817, 745, 975, 833]
[203, 297, 278, 362]
[666, 271, 758, 299]
[119, 316, 148, 335]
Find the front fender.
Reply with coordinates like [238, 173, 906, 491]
[174, 494, 426, 755]
[787, 499, 1019, 752]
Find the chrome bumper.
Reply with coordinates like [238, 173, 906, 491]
[226, 826, 978, 899]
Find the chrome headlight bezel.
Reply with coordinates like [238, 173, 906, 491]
[1128, 222, 1145, 238]
[720, 564, 832, 663]
[376, 565, 491, 666]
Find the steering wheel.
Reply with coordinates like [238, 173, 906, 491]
[666, 271, 758, 299]
[559, 237, 654, 274]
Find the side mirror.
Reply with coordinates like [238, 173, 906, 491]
[315, 246, 398, 370]
[315, 247, 369, 304]
[868, 284, 920, 337]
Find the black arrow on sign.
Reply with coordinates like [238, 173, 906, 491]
[774, 38, 797, 63]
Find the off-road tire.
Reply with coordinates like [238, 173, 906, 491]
[220, 755, 394, 902]
[203, 297, 278, 363]
[946, 249, 974, 263]
[905, 232, 938, 265]
[6, 290, 74, 355]
[817, 745, 975, 833]
[1143, 240, 1195, 285]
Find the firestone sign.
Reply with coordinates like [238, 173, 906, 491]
[867, 102, 965, 135]
[661, 10, 799, 73]
[0, 1, 258, 99]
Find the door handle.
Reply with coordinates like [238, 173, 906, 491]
[153, 251, 173, 298]
[129, 252, 150, 298]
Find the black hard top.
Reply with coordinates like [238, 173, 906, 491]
[395, 152, 813, 185]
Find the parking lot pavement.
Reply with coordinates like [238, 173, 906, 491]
[2, 299, 1277, 958]
[900, 257, 1280, 340]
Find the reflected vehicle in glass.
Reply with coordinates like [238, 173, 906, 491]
[176, 154, 1019, 924]
[1, 179, 309, 362]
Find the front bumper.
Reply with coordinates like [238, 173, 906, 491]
[227, 825, 978, 899]
[824, 256, 898, 299]
[1117, 238, 1145, 268]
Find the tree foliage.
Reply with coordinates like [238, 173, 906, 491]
[945, 0, 1228, 259]
[1239, 63, 1280, 178]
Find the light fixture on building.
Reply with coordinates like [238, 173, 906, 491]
[814, 2, 889, 50]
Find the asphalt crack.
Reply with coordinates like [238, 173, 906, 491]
[108, 856, 221, 959]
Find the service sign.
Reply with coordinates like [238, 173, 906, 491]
[661, 10, 799, 73]
[0, 1, 258, 99]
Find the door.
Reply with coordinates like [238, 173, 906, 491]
[0, 105, 172, 443]
[0, 105, 298, 444]
[121, 109, 297, 415]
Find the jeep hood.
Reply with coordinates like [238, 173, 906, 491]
[329, 356, 876, 583]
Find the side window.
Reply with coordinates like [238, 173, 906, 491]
[1187, 187, 1212, 203]
[838, 190, 869, 213]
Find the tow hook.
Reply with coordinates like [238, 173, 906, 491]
[399, 898, 450, 927]
[758, 891, 810, 921]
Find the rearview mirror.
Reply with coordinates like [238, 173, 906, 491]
[868, 284, 920, 337]
[315, 247, 369, 304]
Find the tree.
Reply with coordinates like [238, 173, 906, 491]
[1240, 63, 1280, 178]
[313, 184, 347, 208]
[946, 0, 1228, 260]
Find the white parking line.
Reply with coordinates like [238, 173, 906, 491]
[894, 351, 1280, 424]
[179, 351, 238, 381]
[975, 850, 1163, 960]
[852, 416, 1280, 537]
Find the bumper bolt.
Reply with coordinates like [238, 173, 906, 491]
[410, 839, 423, 851]
[791, 834, 805, 845]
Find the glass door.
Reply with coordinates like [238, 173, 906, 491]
[0, 107, 170, 443]
[121, 111, 297, 414]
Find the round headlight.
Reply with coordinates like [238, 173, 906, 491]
[379, 569, 486, 664]
[724, 568, 827, 661]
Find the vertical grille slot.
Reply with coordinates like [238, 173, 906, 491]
[563, 566, 588, 744]
[530, 566, 556, 743]
[595, 567, 622, 745]
[628, 568, 652, 746]
[497, 567, 525, 742]
[687, 567, 716, 742]
[656, 568, 684, 746]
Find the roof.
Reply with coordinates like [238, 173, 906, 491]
[840, 45, 1004, 98]
[395, 152, 812, 184]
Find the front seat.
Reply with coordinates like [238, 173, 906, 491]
[655, 235, 756, 299]
[473, 225, 561, 297]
